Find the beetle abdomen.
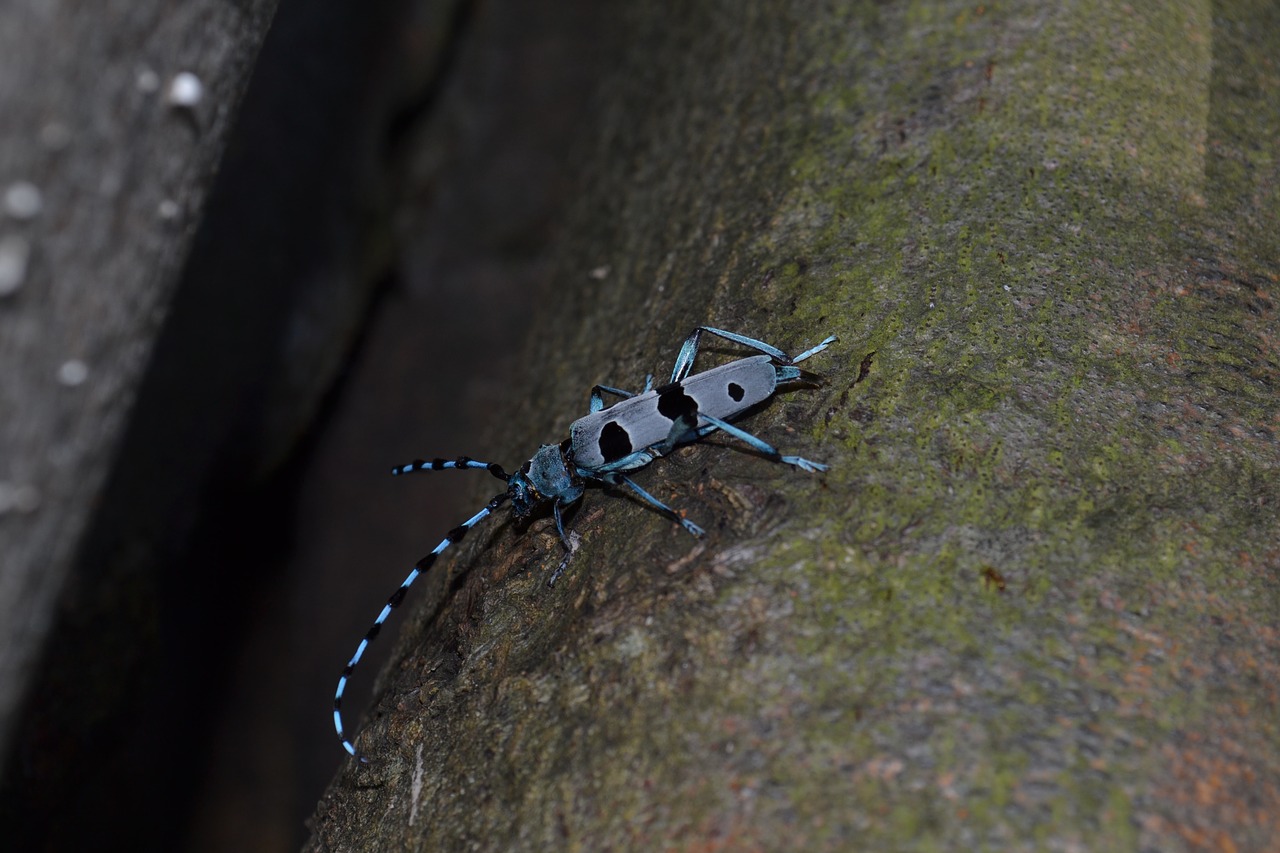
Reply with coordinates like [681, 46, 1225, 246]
[570, 354, 778, 469]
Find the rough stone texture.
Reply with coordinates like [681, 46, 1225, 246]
[309, 1, 1279, 851]
[0, 0, 278, 762]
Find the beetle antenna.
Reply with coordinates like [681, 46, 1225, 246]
[334, 491, 510, 761]
[390, 456, 510, 482]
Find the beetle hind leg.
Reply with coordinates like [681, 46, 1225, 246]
[612, 475, 705, 537]
[696, 413, 828, 473]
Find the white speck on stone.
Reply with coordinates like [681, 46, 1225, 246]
[40, 122, 72, 150]
[409, 744, 424, 826]
[166, 72, 204, 108]
[136, 67, 161, 94]
[4, 182, 43, 220]
[14, 484, 39, 512]
[57, 359, 89, 386]
[0, 482, 41, 514]
[98, 171, 123, 197]
[616, 627, 649, 659]
[588, 265, 611, 280]
[158, 199, 180, 219]
[0, 235, 31, 296]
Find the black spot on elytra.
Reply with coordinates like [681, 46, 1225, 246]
[656, 382, 698, 421]
[599, 421, 632, 462]
[727, 382, 745, 402]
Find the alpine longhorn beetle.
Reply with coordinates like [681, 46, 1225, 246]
[334, 326, 835, 759]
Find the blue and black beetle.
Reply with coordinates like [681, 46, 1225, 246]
[334, 326, 835, 758]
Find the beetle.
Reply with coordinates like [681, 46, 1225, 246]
[334, 326, 835, 759]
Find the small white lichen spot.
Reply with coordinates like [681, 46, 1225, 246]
[158, 199, 180, 220]
[57, 359, 89, 386]
[0, 482, 41, 515]
[0, 482, 17, 514]
[136, 67, 161, 94]
[588, 265, 611, 281]
[166, 72, 204, 108]
[40, 122, 71, 151]
[0, 235, 31, 296]
[4, 182, 44, 220]
[98, 171, 123, 198]
[17, 484, 39, 512]
[409, 743, 425, 826]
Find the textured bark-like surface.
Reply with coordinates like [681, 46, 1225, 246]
[0, 0, 277, 762]
[310, 1, 1279, 850]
